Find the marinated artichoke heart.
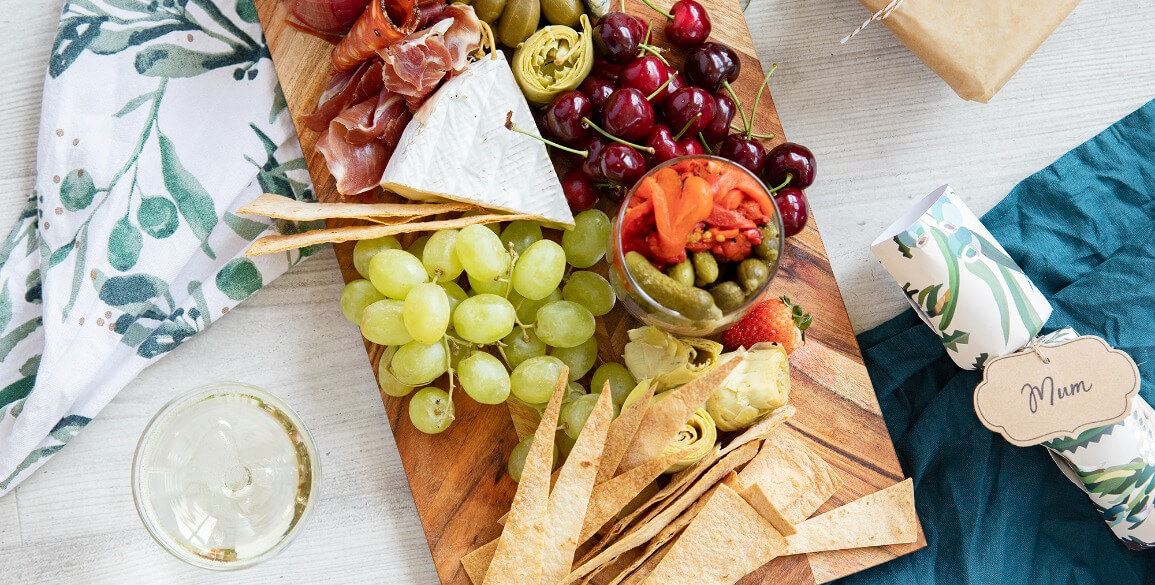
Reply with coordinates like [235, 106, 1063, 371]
[706, 342, 791, 432]
[663, 407, 717, 473]
[511, 14, 594, 105]
[623, 326, 723, 391]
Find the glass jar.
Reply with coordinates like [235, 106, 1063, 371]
[607, 155, 785, 337]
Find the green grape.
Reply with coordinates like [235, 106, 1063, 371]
[510, 355, 567, 404]
[550, 336, 597, 381]
[457, 351, 511, 404]
[441, 281, 468, 316]
[463, 210, 501, 235]
[407, 234, 430, 260]
[562, 209, 611, 268]
[360, 299, 412, 346]
[535, 301, 596, 348]
[468, 272, 511, 296]
[591, 362, 637, 406]
[500, 220, 544, 255]
[368, 249, 428, 300]
[353, 236, 401, 278]
[512, 239, 566, 301]
[457, 224, 511, 282]
[507, 434, 558, 482]
[453, 294, 516, 344]
[423, 229, 464, 282]
[409, 387, 454, 434]
[391, 340, 448, 385]
[502, 328, 547, 369]
[556, 429, 576, 461]
[564, 381, 587, 403]
[511, 289, 561, 323]
[377, 346, 416, 398]
[340, 279, 385, 324]
[402, 283, 450, 344]
[562, 271, 616, 316]
[560, 393, 601, 440]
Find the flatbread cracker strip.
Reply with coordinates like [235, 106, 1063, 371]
[738, 425, 841, 526]
[639, 482, 788, 585]
[561, 440, 763, 585]
[542, 390, 616, 585]
[238, 192, 477, 221]
[740, 483, 797, 537]
[483, 367, 568, 585]
[462, 539, 499, 585]
[784, 478, 917, 555]
[595, 381, 655, 487]
[246, 213, 539, 255]
[619, 357, 743, 473]
[579, 448, 689, 544]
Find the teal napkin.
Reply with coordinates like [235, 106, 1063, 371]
[840, 100, 1155, 583]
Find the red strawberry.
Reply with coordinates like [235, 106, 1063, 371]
[721, 296, 812, 354]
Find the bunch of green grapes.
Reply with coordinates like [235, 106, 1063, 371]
[338, 210, 636, 450]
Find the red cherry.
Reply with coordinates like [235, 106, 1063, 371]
[773, 188, 809, 237]
[701, 92, 735, 145]
[543, 90, 592, 144]
[678, 136, 705, 157]
[718, 134, 766, 174]
[592, 57, 624, 81]
[683, 42, 740, 92]
[578, 136, 610, 181]
[599, 143, 647, 185]
[663, 86, 717, 139]
[645, 125, 680, 164]
[593, 12, 646, 65]
[603, 87, 656, 142]
[667, 0, 711, 46]
[579, 76, 616, 115]
[600, 183, 628, 203]
[561, 169, 599, 212]
[619, 56, 679, 105]
[763, 142, 817, 189]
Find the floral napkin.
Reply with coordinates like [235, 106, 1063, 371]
[0, 0, 314, 494]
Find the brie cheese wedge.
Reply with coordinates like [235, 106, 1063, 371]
[380, 52, 575, 228]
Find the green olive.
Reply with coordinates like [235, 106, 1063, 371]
[541, 0, 583, 27]
[692, 251, 719, 287]
[474, 0, 507, 23]
[737, 258, 771, 293]
[710, 281, 745, 312]
[667, 260, 695, 288]
[753, 223, 781, 262]
[498, 0, 540, 48]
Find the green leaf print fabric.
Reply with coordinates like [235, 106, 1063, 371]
[0, 0, 316, 494]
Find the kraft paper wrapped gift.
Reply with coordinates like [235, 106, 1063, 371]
[857, 0, 1081, 102]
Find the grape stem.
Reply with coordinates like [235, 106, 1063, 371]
[506, 111, 589, 157]
[769, 172, 793, 193]
[639, 0, 674, 19]
[646, 74, 675, 101]
[443, 337, 456, 405]
[496, 342, 513, 369]
[744, 63, 778, 140]
[723, 81, 749, 136]
[582, 117, 657, 154]
[698, 132, 714, 154]
[503, 244, 520, 299]
[673, 112, 701, 141]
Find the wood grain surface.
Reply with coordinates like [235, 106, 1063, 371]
[253, 0, 923, 582]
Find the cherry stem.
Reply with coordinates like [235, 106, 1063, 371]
[730, 125, 775, 139]
[673, 112, 701, 140]
[639, 0, 674, 19]
[646, 74, 675, 101]
[723, 81, 749, 136]
[506, 111, 589, 157]
[642, 21, 654, 48]
[581, 117, 657, 153]
[698, 132, 714, 154]
[769, 173, 793, 193]
[637, 43, 669, 65]
[745, 63, 777, 139]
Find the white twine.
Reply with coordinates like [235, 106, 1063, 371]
[840, 0, 906, 44]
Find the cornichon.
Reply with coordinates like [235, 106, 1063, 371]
[737, 258, 770, 293]
[667, 259, 695, 287]
[626, 251, 721, 321]
[692, 251, 719, 287]
[511, 14, 594, 104]
[497, 0, 540, 48]
[474, 0, 507, 23]
[710, 281, 745, 312]
[542, 0, 583, 27]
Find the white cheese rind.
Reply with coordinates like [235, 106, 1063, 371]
[380, 52, 575, 228]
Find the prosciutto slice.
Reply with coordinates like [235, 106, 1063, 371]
[302, 60, 384, 132]
[332, 0, 419, 71]
[316, 90, 412, 195]
[380, 4, 482, 110]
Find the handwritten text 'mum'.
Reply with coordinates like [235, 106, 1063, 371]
[1021, 376, 1092, 414]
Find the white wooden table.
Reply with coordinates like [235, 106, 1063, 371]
[1, 0, 1152, 582]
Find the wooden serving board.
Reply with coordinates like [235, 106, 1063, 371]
[254, 0, 925, 582]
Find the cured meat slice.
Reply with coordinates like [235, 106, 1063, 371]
[380, 4, 482, 109]
[331, 0, 419, 71]
[303, 60, 383, 132]
[317, 90, 412, 195]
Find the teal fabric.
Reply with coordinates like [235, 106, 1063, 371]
[839, 100, 1155, 584]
